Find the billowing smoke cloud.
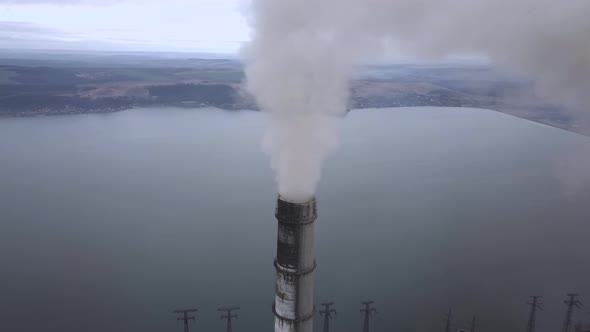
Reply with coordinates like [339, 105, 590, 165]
[242, 1, 372, 202]
[356, 0, 590, 110]
[241, 0, 395, 202]
[243, 0, 590, 201]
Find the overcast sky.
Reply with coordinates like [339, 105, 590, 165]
[0, 0, 250, 52]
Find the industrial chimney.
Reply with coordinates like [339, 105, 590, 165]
[273, 196, 317, 332]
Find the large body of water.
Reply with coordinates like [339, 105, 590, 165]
[0, 107, 589, 332]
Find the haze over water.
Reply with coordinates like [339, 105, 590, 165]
[0, 107, 589, 332]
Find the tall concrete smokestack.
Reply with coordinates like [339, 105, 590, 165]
[273, 196, 317, 332]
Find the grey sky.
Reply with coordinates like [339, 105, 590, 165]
[0, 0, 250, 52]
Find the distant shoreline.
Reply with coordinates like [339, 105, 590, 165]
[0, 55, 581, 135]
[1, 104, 585, 140]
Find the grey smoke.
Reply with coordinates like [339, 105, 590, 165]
[242, 1, 373, 202]
[360, 0, 590, 111]
[243, 0, 590, 201]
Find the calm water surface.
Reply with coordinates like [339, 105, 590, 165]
[0, 107, 589, 332]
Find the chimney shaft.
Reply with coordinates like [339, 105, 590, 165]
[273, 196, 317, 332]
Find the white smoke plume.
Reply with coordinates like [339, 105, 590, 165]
[242, 1, 374, 202]
[243, 0, 590, 201]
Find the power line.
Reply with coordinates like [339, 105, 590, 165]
[562, 293, 584, 332]
[218, 306, 240, 332]
[444, 308, 453, 332]
[173, 308, 198, 332]
[320, 302, 337, 332]
[526, 296, 544, 332]
[361, 301, 377, 332]
[470, 315, 479, 332]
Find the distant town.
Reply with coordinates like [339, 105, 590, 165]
[0, 50, 580, 135]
